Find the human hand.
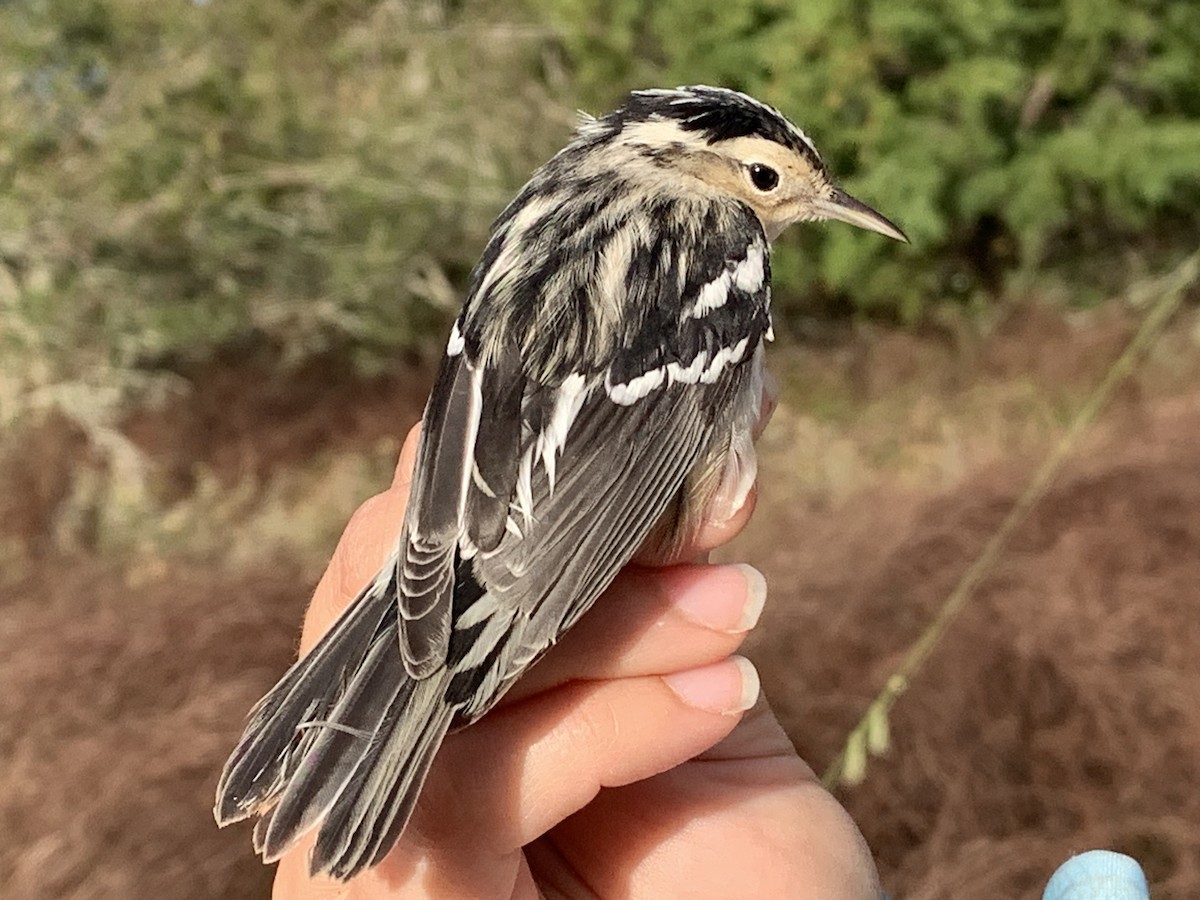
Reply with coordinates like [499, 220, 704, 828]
[273, 425, 881, 899]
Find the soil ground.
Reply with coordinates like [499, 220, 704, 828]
[2, 304, 1198, 899]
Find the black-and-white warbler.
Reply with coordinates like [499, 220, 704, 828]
[214, 85, 906, 880]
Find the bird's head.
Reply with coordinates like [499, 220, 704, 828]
[575, 85, 907, 244]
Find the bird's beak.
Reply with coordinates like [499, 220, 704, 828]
[812, 188, 909, 243]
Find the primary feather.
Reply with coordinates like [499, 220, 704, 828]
[215, 85, 905, 880]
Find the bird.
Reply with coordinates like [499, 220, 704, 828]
[214, 84, 907, 880]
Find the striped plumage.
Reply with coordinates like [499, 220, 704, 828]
[214, 85, 906, 880]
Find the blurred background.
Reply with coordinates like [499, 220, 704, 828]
[2, 1, 1199, 897]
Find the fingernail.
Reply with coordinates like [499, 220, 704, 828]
[672, 564, 766, 633]
[663, 656, 760, 714]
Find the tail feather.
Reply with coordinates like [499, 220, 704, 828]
[359, 712, 448, 871]
[214, 569, 457, 879]
[312, 680, 453, 878]
[257, 628, 408, 862]
[214, 572, 394, 826]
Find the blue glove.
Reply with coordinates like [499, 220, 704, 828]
[1043, 850, 1149, 900]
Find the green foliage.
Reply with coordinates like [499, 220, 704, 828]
[2, 0, 1198, 395]
[539, 0, 1200, 322]
[0, 0, 567, 391]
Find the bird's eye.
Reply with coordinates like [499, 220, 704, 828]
[748, 163, 779, 192]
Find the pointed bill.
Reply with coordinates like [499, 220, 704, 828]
[813, 188, 909, 243]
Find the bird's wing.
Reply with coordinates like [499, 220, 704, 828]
[396, 221, 773, 716]
[214, 204, 773, 878]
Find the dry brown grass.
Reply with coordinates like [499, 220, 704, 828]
[739, 394, 1200, 899]
[2, 305, 1199, 898]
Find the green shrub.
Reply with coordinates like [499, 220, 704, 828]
[0, 0, 566, 391]
[539, 0, 1200, 323]
[2, 0, 1198, 398]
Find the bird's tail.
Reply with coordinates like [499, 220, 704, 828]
[214, 570, 454, 880]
